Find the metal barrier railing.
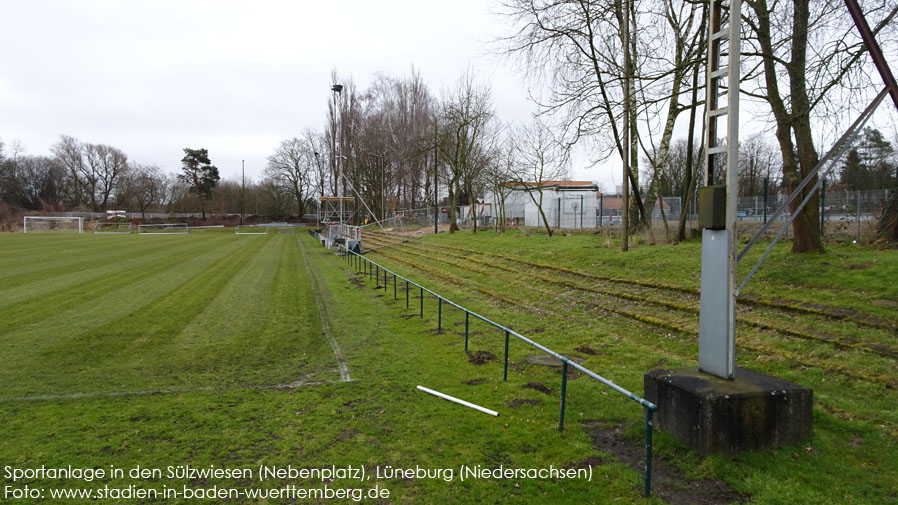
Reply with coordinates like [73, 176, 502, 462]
[308, 229, 659, 496]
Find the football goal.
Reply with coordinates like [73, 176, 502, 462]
[94, 222, 133, 234]
[235, 225, 269, 235]
[137, 223, 189, 235]
[23, 216, 84, 233]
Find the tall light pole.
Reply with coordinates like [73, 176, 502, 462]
[240, 159, 245, 226]
[314, 151, 322, 228]
[332, 83, 344, 225]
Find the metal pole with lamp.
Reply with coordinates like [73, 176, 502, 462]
[332, 84, 344, 226]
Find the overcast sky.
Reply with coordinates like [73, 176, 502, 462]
[2, 0, 596, 185]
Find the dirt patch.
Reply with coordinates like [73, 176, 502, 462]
[528, 327, 547, 334]
[509, 398, 541, 408]
[522, 382, 552, 395]
[467, 350, 496, 365]
[582, 421, 747, 505]
[463, 378, 486, 386]
[843, 263, 873, 270]
[574, 346, 599, 355]
[349, 276, 366, 289]
[871, 299, 898, 308]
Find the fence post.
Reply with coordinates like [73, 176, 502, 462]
[438, 298, 442, 333]
[464, 312, 469, 353]
[763, 177, 769, 224]
[394, 275, 397, 299]
[420, 287, 424, 318]
[503, 330, 510, 382]
[559, 361, 568, 432]
[821, 179, 826, 237]
[406, 280, 409, 309]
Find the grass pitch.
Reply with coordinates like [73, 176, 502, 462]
[2, 228, 897, 504]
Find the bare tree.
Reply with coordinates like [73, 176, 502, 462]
[484, 138, 517, 233]
[3, 155, 66, 210]
[499, 0, 707, 232]
[84, 143, 128, 211]
[52, 135, 90, 208]
[742, 0, 898, 252]
[738, 133, 779, 196]
[123, 164, 166, 219]
[51, 135, 129, 211]
[437, 72, 496, 233]
[508, 117, 571, 237]
[266, 137, 314, 218]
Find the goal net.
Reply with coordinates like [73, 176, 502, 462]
[235, 225, 269, 235]
[137, 223, 189, 235]
[94, 222, 133, 234]
[23, 216, 84, 233]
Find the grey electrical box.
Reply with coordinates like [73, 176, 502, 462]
[699, 185, 726, 230]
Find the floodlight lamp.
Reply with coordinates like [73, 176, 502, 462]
[331, 84, 343, 93]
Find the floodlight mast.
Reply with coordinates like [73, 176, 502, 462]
[332, 84, 344, 225]
[698, 0, 740, 380]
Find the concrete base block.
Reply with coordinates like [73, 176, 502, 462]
[644, 367, 813, 455]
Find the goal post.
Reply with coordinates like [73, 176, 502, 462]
[23, 216, 84, 233]
[137, 223, 189, 235]
[94, 222, 133, 234]
[235, 225, 269, 235]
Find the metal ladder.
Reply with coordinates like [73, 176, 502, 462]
[705, 0, 740, 202]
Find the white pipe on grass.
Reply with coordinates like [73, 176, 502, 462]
[416, 385, 499, 417]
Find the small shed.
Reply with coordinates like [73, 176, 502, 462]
[491, 181, 599, 230]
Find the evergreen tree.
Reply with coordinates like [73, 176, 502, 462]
[178, 148, 220, 220]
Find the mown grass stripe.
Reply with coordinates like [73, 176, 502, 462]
[0, 233, 201, 288]
[0, 236, 235, 328]
[0, 235, 258, 396]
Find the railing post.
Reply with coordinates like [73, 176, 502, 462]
[503, 330, 510, 382]
[438, 298, 442, 333]
[384, 269, 387, 291]
[394, 275, 397, 299]
[420, 287, 424, 318]
[464, 312, 469, 353]
[559, 361, 568, 431]
[406, 280, 409, 309]
[644, 408, 654, 498]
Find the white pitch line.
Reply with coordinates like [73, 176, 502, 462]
[296, 236, 352, 382]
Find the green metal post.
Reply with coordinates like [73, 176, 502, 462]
[464, 312, 469, 352]
[394, 275, 397, 299]
[644, 408, 654, 497]
[438, 298, 442, 333]
[503, 330, 510, 381]
[559, 362, 568, 431]
[406, 281, 409, 309]
[384, 269, 387, 291]
[420, 287, 423, 318]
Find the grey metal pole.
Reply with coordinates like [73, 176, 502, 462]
[763, 177, 768, 224]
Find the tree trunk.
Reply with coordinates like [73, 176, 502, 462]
[876, 189, 898, 241]
[749, 0, 823, 253]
